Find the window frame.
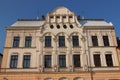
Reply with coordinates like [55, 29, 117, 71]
[59, 55, 66, 68]
[103, 36, 110, 46]
[10, 55, 18, 68]
[44, 55, 52, 68]
[73, 54, 81, 67]
[59, 36, 65, 47]
[105, 54, 113, 67]
[25, 36, 32, 47]
[45, 36, 52, 47]
[23, 55, 31, 68]
[13, 36, 20, 48]
[92, 36, 98, 46]
[93, 54, 101, 67]
[72, 36, 79, 47]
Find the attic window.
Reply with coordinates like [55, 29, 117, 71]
[63, 16, 66, 18]
[57, 25, 60, 29]
[69, 16, 73, 18]
[70, 25, 73, 29]
[50, 25, 54, 29]
[63, 25, 67, 29]
[56, 16, 60, 18]
[50, 16, 54, 18]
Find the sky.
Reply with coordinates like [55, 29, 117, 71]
[0, 0, 120, 54]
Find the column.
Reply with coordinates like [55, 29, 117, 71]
[39, 37, 44, 72]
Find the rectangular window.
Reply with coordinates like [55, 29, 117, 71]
[56, 16, 60, 18]
[69, 16, 73, 18]
[63, 16, 66, 18]
[25, 36, 32, 47]
[94, 54, 101, 67]
[45, 36, 51, 47]
[23, 55, 31, 68]
[105, 54, 113, 67]
[59, 55, 66, 67]
[92, 36, 98, 46]
[50, 16, 54, 18]
[72, 36, 79, 47]
[103, 36, 110, 46]
[44, 55, 52, 68]
[13, 37, 20, 47]
[59, 36, 65, 47]
[10, 55, 18, 68]
[73, 54, 81, 67]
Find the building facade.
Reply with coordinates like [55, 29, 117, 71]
[1, 6, 120, 80]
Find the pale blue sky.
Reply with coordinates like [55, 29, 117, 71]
[0, 0, 120, 53]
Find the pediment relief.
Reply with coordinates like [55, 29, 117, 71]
[50, 6, 73, 15]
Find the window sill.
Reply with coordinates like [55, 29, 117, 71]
[44, 46, 53, 48]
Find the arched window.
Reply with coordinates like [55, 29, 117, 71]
[57, 25, 60, 29]
[50, 25, 54, 29]
[74, 77, 84, 80]
[45, 78, 53, 80]
[59, 77, 68, 80]
[63, 25, 67, 29]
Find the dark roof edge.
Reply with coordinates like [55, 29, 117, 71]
[79, 19, 105, 21]
[17, 19, 42, 21]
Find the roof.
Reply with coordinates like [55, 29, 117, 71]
[9, 18, 113, 28]
[11, 19, 45, 27]
[79, 19, 113, 27]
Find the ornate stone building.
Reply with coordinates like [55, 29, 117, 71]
[1, 6, 120, 80]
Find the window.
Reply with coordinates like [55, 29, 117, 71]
[50, 25, 54, 29]
[73, 54, 81, 67]
[23, 55, 31, 68]
[72, 36, 79, 47]
[50, 16, 53, 18]
[10, 55, 18, 68]
[63, 25, 67, 29]
[105, 54, 113, 67]
[56, 16, 60, 18]
[25, 36, 32, 47]
[13, 36, 20, 47]
[92, 36, 98, 46]
[59, 36, 65, 47]
[44, 55, 52, 68]
[45, 36, 51, 47]
[70, 25, 73, 28]
[94, 54, 101, 67]
[69, 16, 73, 18]
[57, 25, 60, 29]
[63, 16, 66, 18]
[59, 55, 66, 67]
[103, 36, 110, 46]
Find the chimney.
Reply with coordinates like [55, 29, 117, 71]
[42, 15, 45, 20]
[77, 16, 81, 20]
